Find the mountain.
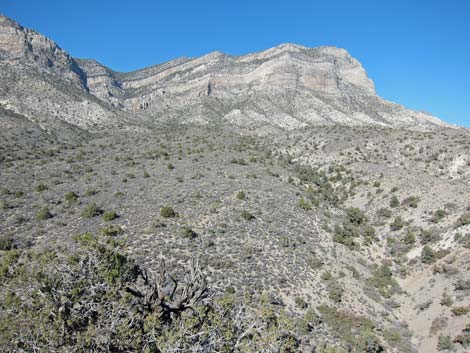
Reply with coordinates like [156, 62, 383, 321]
[0, 14, 455, 133]
[1, 14, 470, 353]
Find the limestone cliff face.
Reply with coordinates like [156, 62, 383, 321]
[0, 15, 122, 131]
[0, 14, 455, 131]
[77, 43, 450, 130]
[0, 15, 86, 89]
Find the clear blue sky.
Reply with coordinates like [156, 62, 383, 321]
[2, 0, 470, 127]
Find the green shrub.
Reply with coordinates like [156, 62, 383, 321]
[0, 235, 14, 251]
[297, 197, 311, 211]
[430, 209, 446, 223]
[82, 203, 102, 218]
[236, 190, 246, 200]
[181, 226, 197, 239]
[401, 196, 419, 208]
[100, 225, 124, 237]
[390, 216, 404, 231]
[35, 183, 48, 192]
[295, 297, 308, 309]
[453, 327, 470, 347]
[451, 306, 470, 316]
[389, 195, 400, 208]
[241, 210, 255, 221]
[102, 211, 118, 222]
[160, 206, 176, 218]
[455, 212, 470, 228]
[440, 292, 453, 307]
[36, 206, 52, 221]
[321, 271, 333, 281]
[64, 191, 78, 202]
[454, 279, 470, 291]
[421, 245, 436, 264]
[345, 207, 366, 225]
[327, 281, 344, 303]
[367, 265, 400, 298]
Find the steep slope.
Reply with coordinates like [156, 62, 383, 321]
[0, 15, 123, 132]
[78, 44, 452, 130]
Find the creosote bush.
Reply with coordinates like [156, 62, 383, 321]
[36, 206, 52, 221]
[102, 210, 118, 221]
[421, 245, 436, 264]
[64, 191, 78, 202]
[241, 210, 255, 221]
[236, 190, 246, 200]
[160, 206, 176, 218]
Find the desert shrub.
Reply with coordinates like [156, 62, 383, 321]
[390, 216, 404, 231]
[454, 279, 470, 291]
[0, 235, 14, 251]
[420, 227, 441, 244]
[453, 326, 470, 347]
[292, 164, 339, 206]
[295, 296, 308, 309]
[430, 209, 446, 223]
[451, 306, 470, 316]
[333, 221, 358, 248]
[356, 330, 384, 353]
[421, 245, 436, 264]
[35, 183, 48, 192]
[389, 195, 400, 208]
[143, 170, 150, 178]
[346, 207, 366, 225]
[181, 226, 198, 239]
[401, 196, 419, 208]
[403, 230, 416, 244]
[367, 265, 400, 298]
[82, 203, 102, 218]
[458, 233, 470, 249]
[327, 281, 344, 303]
[440, 292, 453, 306]
[167, 163, 174, 170]
[437, 335, 454, 351]
[36, 206, 52, 221]
[321, 271, 333, 281]
[298, 309, 321, 333]
[241, 210, 255, 221]
[297, 197, 312, 211]
[160, 206, 176, 218]
[100, 225, 124, 237]
[317, 305, 382, 352]
[236, 190, 246, 200]
[455, 212, 470, 228]
[64, 191, 78, 202]
[102, 211, 118, 222]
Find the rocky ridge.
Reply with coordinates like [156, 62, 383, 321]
[0, 14, 456, 133]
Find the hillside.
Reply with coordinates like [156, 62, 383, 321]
[0, 13, 469, 353]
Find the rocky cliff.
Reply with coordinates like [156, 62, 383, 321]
[0, 14, 455, 132]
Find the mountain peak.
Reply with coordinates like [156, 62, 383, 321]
[0, 13, 454, 131]
[0, 13, 86, 88]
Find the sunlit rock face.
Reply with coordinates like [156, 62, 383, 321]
[0, 14, 454, 131]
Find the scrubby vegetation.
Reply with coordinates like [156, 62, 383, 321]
[1, 124, 470, 353]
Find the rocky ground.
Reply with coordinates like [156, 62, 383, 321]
[1, 122, 469, 352]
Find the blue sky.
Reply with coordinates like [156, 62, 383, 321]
[2, 0, 469, 126]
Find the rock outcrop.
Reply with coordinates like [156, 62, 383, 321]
[0, 14, 455, 131]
